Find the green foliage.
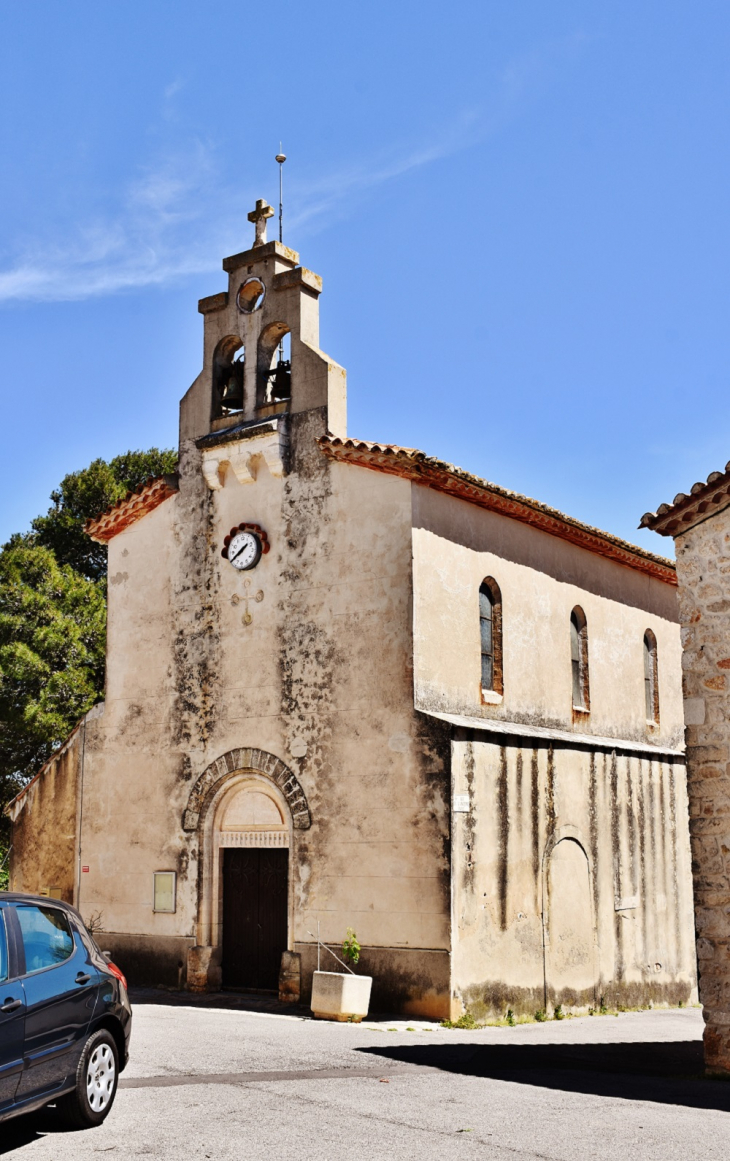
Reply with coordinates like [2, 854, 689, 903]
[440, 1011, 478, 1029]
[32, 448, 177, 581]
[506, 1008, 516, 1026]
[342, 927, 361, 966]
[0, 541, 106, 842]
[553, 1004, 564, 1020]
[534, 1008, 547, 1022]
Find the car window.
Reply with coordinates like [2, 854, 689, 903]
[0, 912, 8, 983]
[16, 905, 74, 973]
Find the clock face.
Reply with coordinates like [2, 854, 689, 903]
[226, 531, 261, 571]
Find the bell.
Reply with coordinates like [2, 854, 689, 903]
[219, 358, 244, 412]
[220, 374, 243, 411]
[269, 359, 291, 401]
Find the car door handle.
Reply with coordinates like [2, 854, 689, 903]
[0, 998, 22, 1013]
[75, 973, 91, 985]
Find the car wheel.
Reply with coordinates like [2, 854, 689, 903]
[57, 1029, 119, 1128]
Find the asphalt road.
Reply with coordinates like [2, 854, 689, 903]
[2, 1000, 727, 1160]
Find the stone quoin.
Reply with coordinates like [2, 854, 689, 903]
[641, 472, 730, 1073]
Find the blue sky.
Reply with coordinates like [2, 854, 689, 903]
[1, 2, 728, 554]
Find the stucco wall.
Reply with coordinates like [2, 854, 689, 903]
[674, 505, 730, 1073]
[412, 486, 684, 749]
[8, 722, 83, 905]
[451, 736, 696, 1019]
[64, 410, 450, 1013]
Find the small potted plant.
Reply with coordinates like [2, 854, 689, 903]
[310, 927, 373, 1022]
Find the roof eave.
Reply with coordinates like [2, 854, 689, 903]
[320, 436, 676, 586]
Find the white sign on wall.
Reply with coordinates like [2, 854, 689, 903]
[453, 794, 470, 813]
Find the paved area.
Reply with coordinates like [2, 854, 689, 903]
[2, 999, 728, 1159]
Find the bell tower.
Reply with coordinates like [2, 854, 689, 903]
[179, 200, 347, 444]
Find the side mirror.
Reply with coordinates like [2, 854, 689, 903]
[101, 950, 112, 963]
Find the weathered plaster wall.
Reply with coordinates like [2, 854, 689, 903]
[451, 737, 696, 1019]
[412, 487, 684, 749]
[8, 722, 83, 905]
[674, 506, 730, 1073]
[57, 410, 450, 1013]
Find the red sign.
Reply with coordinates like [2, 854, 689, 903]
[81, 866, 89, 873]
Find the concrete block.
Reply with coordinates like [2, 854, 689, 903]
[310, 970, 372, 1022]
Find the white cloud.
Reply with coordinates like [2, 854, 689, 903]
[0, 35, 589, 304]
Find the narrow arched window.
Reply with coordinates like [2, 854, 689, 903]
[570, 606, 590, 711]
[644, 630, 659, 723]
[479, 578, 503, 695]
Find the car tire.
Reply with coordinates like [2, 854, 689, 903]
[57, 1028, 119, 1129]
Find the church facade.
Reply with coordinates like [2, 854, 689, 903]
[7, 206, 697, 1019]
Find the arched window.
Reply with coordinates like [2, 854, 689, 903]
[570, 606, 590, 711]
[643, 630, 659, 723]
[479, 578, 503, 695]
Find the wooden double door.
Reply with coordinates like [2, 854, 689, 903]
[221, 848, 289, 991]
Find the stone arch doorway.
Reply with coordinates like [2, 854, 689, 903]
[542, 830, 598, 1013]
[183, 749, 311, 992]
[219, 782, 289, 990]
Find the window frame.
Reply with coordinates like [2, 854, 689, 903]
[479, 578, 503, 698]
[0, 909, 8, 984]
[153, 871, 177, 914]
[643, 629, 660, 724]
[570, 606, 590, 713]
[15, 903, 75, 977]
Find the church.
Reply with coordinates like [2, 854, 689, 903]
[7, 201, 697, 1019]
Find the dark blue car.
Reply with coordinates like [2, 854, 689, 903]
[0, 893, 132, 1128]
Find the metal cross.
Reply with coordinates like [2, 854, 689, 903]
[235, 578, 264, 626]
[247, 198, 274, 248]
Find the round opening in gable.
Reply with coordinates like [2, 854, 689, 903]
[236, 278, 265, 314]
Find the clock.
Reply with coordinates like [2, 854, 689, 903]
[227, 530, 261, 571]
[221, 523, 270, 570]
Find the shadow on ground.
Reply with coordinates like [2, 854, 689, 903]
[356, 1039, 730, 1112]
[0, 1107, 76, 1155]
[128, 986, 311, 1018]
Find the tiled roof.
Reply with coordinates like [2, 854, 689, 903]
[320, 436, 677, 586]
[639, 463, 730, 537]
[86, 474, 179, 543]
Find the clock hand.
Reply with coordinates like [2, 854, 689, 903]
[229, 543, 246, 561]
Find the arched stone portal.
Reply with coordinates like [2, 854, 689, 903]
[183, 749, 311, 992]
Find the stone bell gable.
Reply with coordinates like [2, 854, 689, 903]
[179, 199, 346, 448]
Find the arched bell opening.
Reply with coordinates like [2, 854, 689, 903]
[212, 335, 245, 419]
[256, 322, 291, 410]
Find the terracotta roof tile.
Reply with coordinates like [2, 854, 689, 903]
[320, 436, 676, 586]
[639, 462, 730, 537]
[86, 474, 179, 543]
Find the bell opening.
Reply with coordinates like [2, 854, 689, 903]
[265, 332, 291, 404]
[212, 337, 245, 418]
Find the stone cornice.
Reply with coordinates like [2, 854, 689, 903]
[639, 462, 730, 538]
[85, 475, 179, 544]
[320, 437, 677, 587]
